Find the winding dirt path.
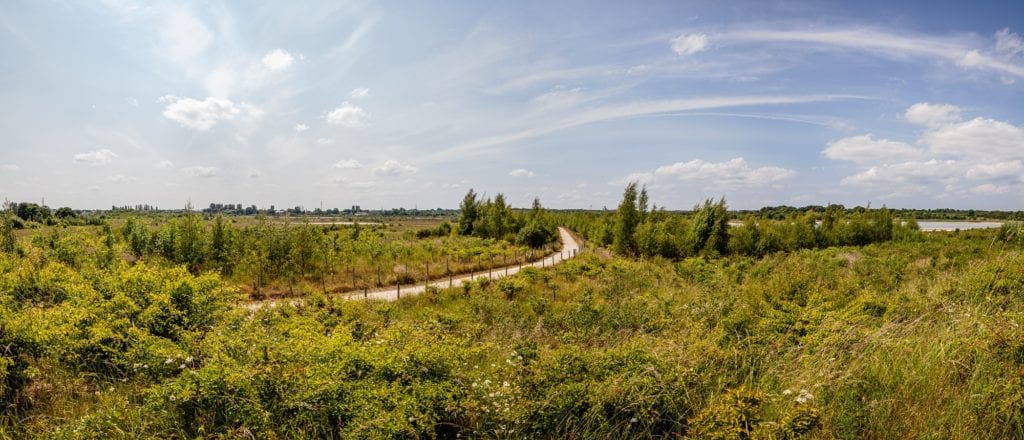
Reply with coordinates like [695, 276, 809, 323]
[244, 227, 582, 309]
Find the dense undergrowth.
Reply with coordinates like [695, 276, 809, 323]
[0, 222, 1020, 438]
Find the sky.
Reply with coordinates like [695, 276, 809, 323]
[1, 0, 1023, 211]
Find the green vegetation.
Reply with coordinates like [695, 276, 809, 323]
[562, 183, 917, 259]
[456, 190, 558, 247]
[0, 192, 1020, 438]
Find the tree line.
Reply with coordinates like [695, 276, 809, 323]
[556, 182, 920, 259]
[457, 190, 558, 247]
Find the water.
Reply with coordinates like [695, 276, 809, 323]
[913, 221, 1004, 231]
[727, 220, 1007, 232]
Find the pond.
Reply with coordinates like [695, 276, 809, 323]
[913, 221, 1004, 231]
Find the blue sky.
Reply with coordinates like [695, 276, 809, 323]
[1, 0, 1023, 210]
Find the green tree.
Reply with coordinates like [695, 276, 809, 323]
[457, 189, 480, 236]
[209, 214, 236, 274]
[691, 198, 729, 256]
[174, 207, 206, 272]
[0, 213, 16, 254]
[613, 182, 640, 255]
[638, 185, 649, 224]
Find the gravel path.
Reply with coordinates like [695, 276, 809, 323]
[245, 227, 582, 309]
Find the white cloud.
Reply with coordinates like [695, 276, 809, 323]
[822, 134, 924, 163]
[922, 117, 1024, 159]
[971, 183, 1010, 195]
[373, 160, 417, 175]
[261, 49, 295, 71]
[533, 87, 584, 109]
[841, 159, 960, 186]
[181, 165, 220, 178]
[332, 159, 363, 169]
[326, 102, 370, 128]
[316, 138, 334, 145]
[425, 94, 865, 164]
[154, 160, 174, 169]
[671, 33, 709, 56]
[73, 149, 117, 166]
[957, 50, 986, 68]
[350, 87, 371, 99]
[653, 158, 795, 187]
[964, 160, 1023, 180]
[248, 169, 262, 179]
[828, 103, 1024, 198]
[294, 123, 309, 132]
[720, 28, 1024, 78]
[905, 103, 961, 126]
[0, 164, 19, 172]
[160, 96, 242, 130]
[160, 8, 212, 65]
[509, 168, 534, 177]
[613, 158, 793, 189]
[107, 174, 137, 183]
[610, 172, 655, 186]
[996, 28, 1024, 57]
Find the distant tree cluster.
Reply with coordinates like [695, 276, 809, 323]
[561, 182, 919, 259]
[2, 201, 92, 228]
[456, 189, 557, 248]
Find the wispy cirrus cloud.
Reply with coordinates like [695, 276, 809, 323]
[712, 27, 1024, 78]
[423, 94, 870, 164]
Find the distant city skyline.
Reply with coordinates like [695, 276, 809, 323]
[1, 0, 1023, 210]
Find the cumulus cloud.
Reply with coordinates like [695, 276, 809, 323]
[332, 159, 363, 169]
[350, 87, 370, 99]
[261, 49, 294, 71]
[654, 158, 795, 186]
[154, 160, 174, 169]
[822, 134, 924, 163]
[613, 158, 793, 189]
[922, 117, 1024, 159]
[509, 168, 534, 177]
[293, 123, 309, 132]
[160, 95, 242, 130]
[326, 102, 370, 128]
[0, 164, 19, 172]
[181, 165, 220, 178]
[373, 160, 417, 175]
[73, 149, 117, 166]
[671, 33, 709, 56]
[971, 183, 1011, 195]
[965, 161, 1023, 180]
[905, 103, 961, 126]
[828, 102, 1024, 197]
[840, 159, 960, 186]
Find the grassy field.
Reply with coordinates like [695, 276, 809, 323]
[0, 218, 1022, 438]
